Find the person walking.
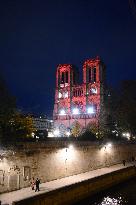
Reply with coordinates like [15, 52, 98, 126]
[35, 178, 40, 192]
[30, 177, 35, 190]
[123, 160, 126, 166]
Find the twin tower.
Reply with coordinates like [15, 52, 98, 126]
[53, 56, 106, 131]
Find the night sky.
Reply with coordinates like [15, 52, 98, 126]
[0, 0, 136, 117]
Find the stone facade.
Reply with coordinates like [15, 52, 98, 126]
[0, 142, 136, 193]
[53, 56, 106, 131]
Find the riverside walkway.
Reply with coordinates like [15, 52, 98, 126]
[0, 163, 135, 205]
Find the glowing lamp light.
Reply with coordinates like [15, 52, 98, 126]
[107, 143, 112, 148]
[48, 132, 54, 137]
[72, 108, 79, 115]
[68, 144, 73, 149]
[87, 107, 94, 114]
[59, 109, 66, 115]
[122, 132, 131, 140]
[58, 92, 62, 98]
[126, 133, 130, 137]
[66, 131, 70, 137]
[53, 129, 60, 136]
[91, 88, 97, 94]
[31, 132, 35, 138]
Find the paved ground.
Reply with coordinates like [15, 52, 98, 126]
[0, 163, 135, 205]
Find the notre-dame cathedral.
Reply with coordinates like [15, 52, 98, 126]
[53, 56, 106, 132]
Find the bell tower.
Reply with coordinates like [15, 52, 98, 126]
[54, 64, 78, 118]
[83, 56, 106, 119]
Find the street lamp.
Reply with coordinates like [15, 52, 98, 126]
[48, 132, 54, 137]
[53, 129, 60, 137]
[107, 143, 112, 148]
[122, 132, 131, 140]
[66, 131, 70, 137]
[68, 144, 73, 149]
[31, 132, 35, 138]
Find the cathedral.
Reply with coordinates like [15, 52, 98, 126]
[53, 56, 106, 133]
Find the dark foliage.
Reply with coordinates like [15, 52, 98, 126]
[104, 80, 136, 139]
[79, 130, 97, 141]
[0, 74, 34, 144]
[0, 75, 16, 142]
[116, 80, 136, 136]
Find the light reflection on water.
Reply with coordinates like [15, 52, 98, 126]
[74, 178, 136, 205]
[94, 196, 127, 205]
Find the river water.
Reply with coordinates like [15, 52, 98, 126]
[74, 177, 136, 205]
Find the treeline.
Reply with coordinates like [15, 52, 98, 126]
[70, 80, 136, 141]
[105, 80, 136, 138]
[0, 73, 136, 143]
[0, 75, 35, 144]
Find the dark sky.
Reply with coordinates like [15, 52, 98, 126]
[0, 0, 136, 117]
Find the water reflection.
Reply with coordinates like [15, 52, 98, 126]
[94, 196, 127, 205]
[74, 178, 136, 205]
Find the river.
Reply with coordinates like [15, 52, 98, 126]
[74, 177, 136, 205]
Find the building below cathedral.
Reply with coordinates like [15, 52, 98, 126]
[32, 116, 53, 132]
[53, 56, 106, 134]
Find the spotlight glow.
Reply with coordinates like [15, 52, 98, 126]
[53, 129, 60, 136]
[91, 88, 97, 94]
[87, 107, 94, 114]
[107, 143, 112, 148]
[68, 144, 74, 149]
[66, 131, 70, 137]
[59, 109, 66, 115]
[48, 132, 54, 137]
[122, 132, 131, 140]
[58, 92, 62, 98]
[72, 108, 79, 115]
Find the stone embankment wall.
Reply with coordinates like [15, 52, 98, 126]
[0, 141, 136, 193]
[12, 166, 136, 205]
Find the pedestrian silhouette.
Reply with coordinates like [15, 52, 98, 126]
[123, 160, 126, 166]
[30, 177, 35, 190]
[35, 178, 40, 192]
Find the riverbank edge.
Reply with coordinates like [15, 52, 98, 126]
[12, 165, 136, 205]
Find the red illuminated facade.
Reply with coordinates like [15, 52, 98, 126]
[53, 56, 106, 130]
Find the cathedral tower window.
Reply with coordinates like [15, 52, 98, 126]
[92, 67, 96, 82]
[89, 68, 92, 83]
[61, 72, 65, 83]
[88, 67, 96, 83]
[66, 71, 68, 83]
